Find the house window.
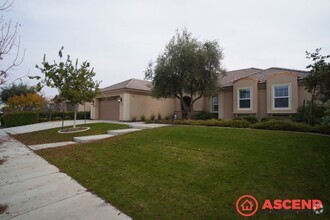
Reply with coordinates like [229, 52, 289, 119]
[211, 96, 218, 112]
[238, 88, 252, 109]
[273, 84, 291, 109]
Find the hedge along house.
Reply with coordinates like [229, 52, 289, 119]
[90, 78, 209, 121]
[91, 67, 311, 121]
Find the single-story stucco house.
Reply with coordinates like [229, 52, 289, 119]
[90, 67, 311, 121]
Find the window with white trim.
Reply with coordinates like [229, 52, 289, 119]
[273, 84, 290, 109]
[211, 96, 218, 112]
[238, 88, 251, 109]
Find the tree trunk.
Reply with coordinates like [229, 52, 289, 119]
[180, 99, 189, 119]
[73, 104, 78, 128]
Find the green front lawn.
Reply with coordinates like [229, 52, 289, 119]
[13, 123, 129, 145]
[36, 126, 330, 219]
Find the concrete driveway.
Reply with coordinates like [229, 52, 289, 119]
[0, 128, 131, 220]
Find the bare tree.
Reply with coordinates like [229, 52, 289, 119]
[0, 0, 24, 84]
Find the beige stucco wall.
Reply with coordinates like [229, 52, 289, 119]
[233, 78, 258, 114]
[129, 94, 175, 120]
[257, 86, 267, 119]
[266, 73, 298, 114]
[223, 89, 233, 119]
[218, 92, 224, 119]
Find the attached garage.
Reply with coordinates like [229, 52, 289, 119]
[91, 78, 177, 121]
[98, 97, 120, 120]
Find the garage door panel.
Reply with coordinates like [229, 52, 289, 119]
[99, 99, 120, 120]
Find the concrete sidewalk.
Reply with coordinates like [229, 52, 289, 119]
[0, 131, 131, 220]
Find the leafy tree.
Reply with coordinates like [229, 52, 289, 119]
[34, 47, 100, 128]
[5, 93, 46, 112]
[145, 29, 225, 119]
[0, 83, 36, 102]
[305, 48, 330, 124]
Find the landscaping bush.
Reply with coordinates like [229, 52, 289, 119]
[292, 101, 325, 125]
[151, 119, 250, 128]
[234, 115, 258, 124]
[0, 115, 4, 127]
[261, 116, 276, 122]
[3, 112, 39, 127]
[39, 111, 90, 121]
[241, 115, 258, 124]
[191, 111, 218, 120]
[157, 113, 162, 120]
[251, 119, 330, 134]
[140, 114, 146, 121]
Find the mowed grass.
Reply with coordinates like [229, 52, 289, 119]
[36, 126, 330, 219]
[13, 123, 129, 145]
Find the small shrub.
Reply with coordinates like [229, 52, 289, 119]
[132, 117, 137, 122]
[140, 114, 146, 121]
[0, 115, 4, 126]
[192, 111, 218, 120]
[150, 114, 156, 121]
[165, 116, 170, 120]
[242, 115, 258, 124]
[261, 116, 276, 122]
[292, 101, 325, 125]
[157, 113, 162, 120]
[252, 120, 312, 132]
[218, 120, 251, 128]
[3, 112, 39, 127]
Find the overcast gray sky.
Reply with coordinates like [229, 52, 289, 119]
[3, 0, 330, 97]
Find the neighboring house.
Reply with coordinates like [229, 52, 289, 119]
[91, 67, 311, 121]
[49, 100, 91, 113]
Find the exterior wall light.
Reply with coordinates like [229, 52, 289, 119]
[118, 97, 123, 103]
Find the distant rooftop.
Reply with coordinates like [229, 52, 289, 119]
[101, 78, 151, 92]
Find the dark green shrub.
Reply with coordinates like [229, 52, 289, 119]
[192, 111, 218, 120]
[140, 114, 145, 121]
[252, 120, 312, 132]
[39, 111, 90, 122]
[261, 116, 276, 122]
[292, 101, 325, 125]
[157, 113, 162, 120]
[218, 120, 251, 128]
[150, 114, 156, 121]
[3, 112, 39, 127]
[0, 115, 4, 126]
[132, 117, 137, 122]
[242, 115, 258, 124]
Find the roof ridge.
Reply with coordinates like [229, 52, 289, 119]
[268, 67, 308, 73]
[125, 78, 134, 88]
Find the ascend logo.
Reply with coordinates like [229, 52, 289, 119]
[235, 195, 324, 217]
[235, 195, 258, 217]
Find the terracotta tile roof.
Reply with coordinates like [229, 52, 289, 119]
[220, 68, 263, 86]
[221, 67, 309, 87]
[101, 78, 151, 92]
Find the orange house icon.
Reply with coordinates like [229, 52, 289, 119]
[241, 199, 254, 211]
